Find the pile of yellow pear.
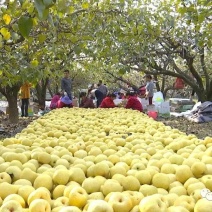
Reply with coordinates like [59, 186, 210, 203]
[0, 108, 212, 212]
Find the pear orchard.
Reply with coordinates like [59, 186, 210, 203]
[0, 108, 212, 212]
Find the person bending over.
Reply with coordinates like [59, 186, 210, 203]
[79, 92, 95, 108]
[57, 93, 73, 108]
[100, 93, 117, 108]
[125, 91, 143, 112]
[50, 92, 61, 110]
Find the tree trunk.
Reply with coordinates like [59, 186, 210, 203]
[35, 78, 49, 110]
[160, 75, 166, 93]
[153, 75, 160, 91]
[7, 94, 19, 123]
[47, 85, 53, 98]
[207, 80, 212, 101]
[196, 90, 207, 102]
[0, 84, 20, 123]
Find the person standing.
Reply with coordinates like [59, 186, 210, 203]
[20, 82, 31, 117]
[98, 80, 108, 98]
[88, 84, 104, 108]
[145, 75, 154, 105]
[61, 70, 72, 100]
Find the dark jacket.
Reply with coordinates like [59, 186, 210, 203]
[61, 77, 72, 100]
[80, 97, 95, 108]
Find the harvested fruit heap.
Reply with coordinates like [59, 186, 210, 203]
[0, 108, 212, 212]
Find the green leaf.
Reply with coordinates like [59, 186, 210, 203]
[74, 46, 81, 54]
[38, 34, 46, 43]
[178, 7, 187, 15]
[119, 69, 126, 75]
[18, 0, 24, 5]
[18, 16, 33, 38]
[70, 36, 78, 43]
[42, 8, 50, 20]
[43, 0, 53, 7]
[34, 0, 46, 19]
[69, 6, 75, 13]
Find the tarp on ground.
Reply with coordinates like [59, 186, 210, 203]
[171, 101, 212, 123]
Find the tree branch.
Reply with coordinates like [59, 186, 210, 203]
[200, 48, 210, 91]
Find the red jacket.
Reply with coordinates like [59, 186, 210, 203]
[125, 96, 143, 112]
[100, 97, 116, 108]
[50, 95, 60, 109]
[57, 100, 73, 108]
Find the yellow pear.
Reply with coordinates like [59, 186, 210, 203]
[194, 198, 212, 212]
[0, 182, 20, 199]
[52, 185, 66, 199]
[68, 186, 88, 209]
[3, 194, 26, 208]
[191, 162, 207, 178]
[174, 195, 195, 211]
[0, 200, 23, 212]
[135, 170, 152, 185]
[20, 168, 38, 184]
[139, 185, 158, 197]
[139, 194, 168, 212]
[69, 167, 86, 184]
[17, 185, 35, 203]
[29, 199, 51, 212]
[167, 206, 190, 212]
[175, 165, 193, 183]
[101, 179, 123, 196]
[152, 173, 170, 190]
[28, 187, 51, 205]
[33, 174, 53, 191]
[53, 169, 70, 185]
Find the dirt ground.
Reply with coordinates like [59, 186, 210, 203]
[0, 114, 211, 140]
[158, 116, 212, 139]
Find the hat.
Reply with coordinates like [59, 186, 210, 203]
[61, 96, 72, 105]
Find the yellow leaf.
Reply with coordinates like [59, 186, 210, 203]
[3, 14, 11, 25]
[0, 28, 11, 40]
[69, 6, 75, 13]
[82, 2, 89, 9]
[31, 59, 39, 67]
[0, 27, 8, 35]
[4, 32, 11, 40]
[32, 18, 38, 26]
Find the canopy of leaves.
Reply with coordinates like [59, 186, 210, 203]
[0, 0, 211, 100]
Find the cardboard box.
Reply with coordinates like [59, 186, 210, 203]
[157, 102, 171, 118]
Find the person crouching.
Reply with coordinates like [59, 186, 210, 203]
[50, 92, 61, 110]
[57, 93, 73, 108]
